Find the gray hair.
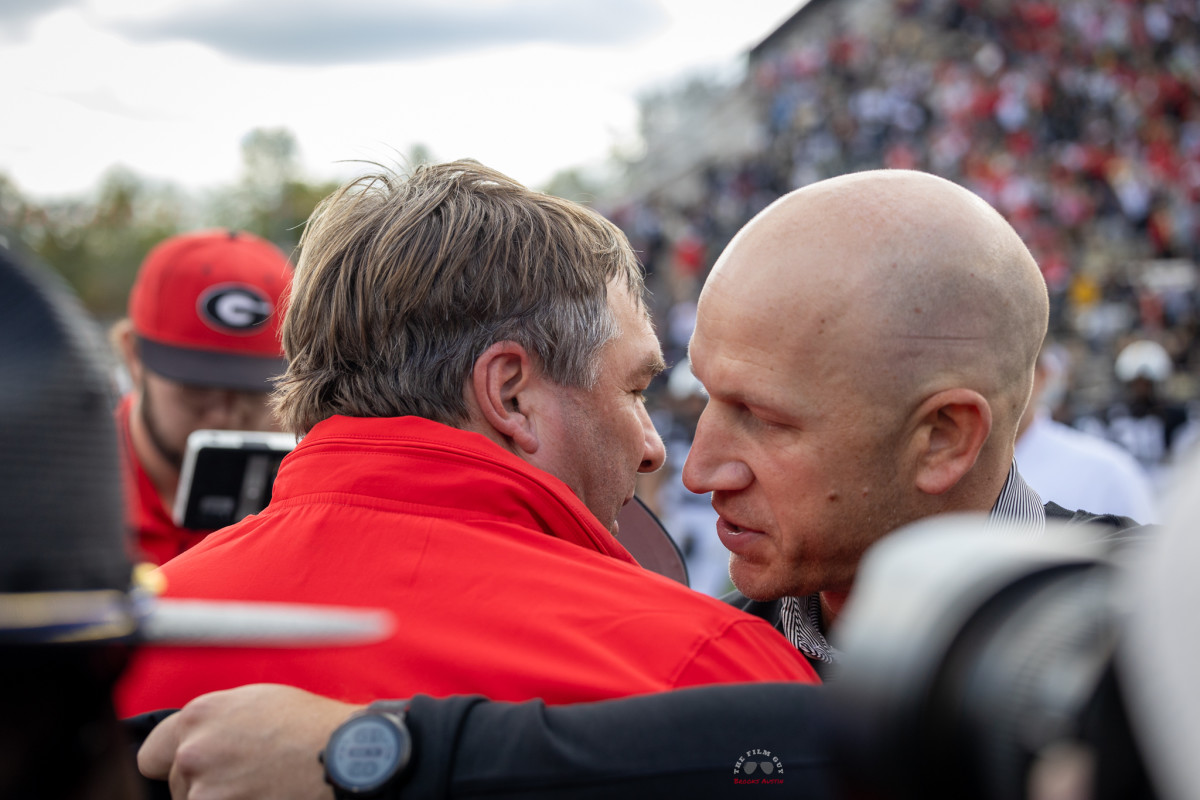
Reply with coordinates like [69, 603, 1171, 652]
[273, 160, 645, 435]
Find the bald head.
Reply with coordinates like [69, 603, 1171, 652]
[685, 170, 1049, 602]
[703, 169, 1047, 456]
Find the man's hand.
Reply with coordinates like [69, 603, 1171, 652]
[138, 684, 363, 800]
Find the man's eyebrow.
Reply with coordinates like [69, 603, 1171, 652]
[645, 354, 667, 378]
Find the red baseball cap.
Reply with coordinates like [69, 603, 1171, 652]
[129, 230, 294, 392]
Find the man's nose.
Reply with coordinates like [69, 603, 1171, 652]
[682, 404, 751, 494]
[199, 392, 238, 428]
[201, 391, 276, 431]
[638, 406, 666, 473]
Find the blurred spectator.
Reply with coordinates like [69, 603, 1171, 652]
[1016, 344, 1159, 522]
[1079, 338, 1195, 487]
[111, 230, 293, 565]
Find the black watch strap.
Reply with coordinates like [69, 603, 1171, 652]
[364, 700, 411, 718]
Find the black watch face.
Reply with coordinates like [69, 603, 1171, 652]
[326, 715, 410, 794]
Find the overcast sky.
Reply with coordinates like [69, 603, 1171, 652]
[0, 0, 801, 199]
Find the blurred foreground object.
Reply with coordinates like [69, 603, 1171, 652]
[830, 495, 1183, 799]
[1122, 448, 1200, 800]
[0, 237, 142, 800]
[0, 239, 387, 800]
[0, 241, 131, 638]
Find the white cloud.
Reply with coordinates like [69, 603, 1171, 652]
[0, 0, 802, 199]
[102, 0, 669, 65]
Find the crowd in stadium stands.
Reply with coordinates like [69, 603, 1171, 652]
[611, 0, 1200, 588]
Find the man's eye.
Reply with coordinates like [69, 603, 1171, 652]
[752, 411, 790, 430]
[736, 404, 784, 430]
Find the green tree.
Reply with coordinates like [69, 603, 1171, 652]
[542, 167, 603, 204]
[16, 167, 188, 317]
[210, 127, 339, 255]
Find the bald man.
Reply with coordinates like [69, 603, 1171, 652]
[137, 171, 1141, 799]
[692, 169, 1051, 670]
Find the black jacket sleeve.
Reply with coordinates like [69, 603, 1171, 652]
[400, 682, 837, 799]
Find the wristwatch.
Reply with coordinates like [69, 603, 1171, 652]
[320, 701, 413, 798]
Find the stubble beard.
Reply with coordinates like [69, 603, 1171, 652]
[140, 383, 186, 472]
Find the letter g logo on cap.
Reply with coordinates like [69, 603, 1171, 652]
[199, 285, 274, 333]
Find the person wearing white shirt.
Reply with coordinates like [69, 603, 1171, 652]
[1016, 345, 1158, 523]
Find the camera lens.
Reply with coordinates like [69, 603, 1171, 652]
[828, 516, 1153, 800]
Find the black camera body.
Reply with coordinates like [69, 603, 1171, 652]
[828, 514, 1174, 799]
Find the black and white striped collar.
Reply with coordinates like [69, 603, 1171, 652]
[781, 461, 1046, 668]
[984, 459, 1046, 537]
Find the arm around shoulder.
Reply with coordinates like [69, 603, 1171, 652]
[138, 684, 362, 800]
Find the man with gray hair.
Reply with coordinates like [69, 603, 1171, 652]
[117, 160, 817, 717]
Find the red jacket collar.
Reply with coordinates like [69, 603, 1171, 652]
[276, 416, 638, 566]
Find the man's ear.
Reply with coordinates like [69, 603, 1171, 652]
[469, 341, 539, 455]
[113, 319, 143, 385]
[911, 388, 992, 496]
